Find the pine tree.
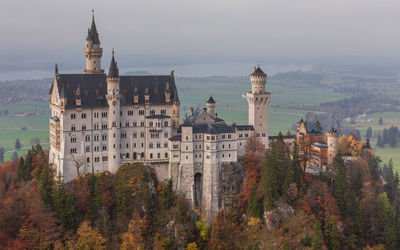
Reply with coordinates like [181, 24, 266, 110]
[17, 156, 25, 180]
[324, 217, 340, 250]
[333, 151, 349, 218]
[115, 176, 129, 216]
[248, 190, 263, 218]
[377, 193, 397, 250]
[0, 147, 4, 163]
[12, 151, 18, 161]
[312, 221, 324, 250]
[24, 150, 33, 180]
[15, 138, 21, 150]
[39, 166, 55, 207]
[262, 141, 283, 209]
[379, 116, 383, 125]
[163, 179, 174, 209]
[384, 159, 397, 204]
[53, 175, 77, 231]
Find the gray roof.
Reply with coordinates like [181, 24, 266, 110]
[251, 66, 266, 76]
[108, 51, 119, 78]
[178, 122, 234, 135]
[52, 73, 178, 108]
[87, 14, 100, 44]
[169, 135, 181, 141]
[312, 142, 328, 148]
[304, 121, 322, 133]
[269, 135, 296, 140]
[233, 124, 254, 131]
[145, 114, 171, 119]
[207, 96, 215, 104]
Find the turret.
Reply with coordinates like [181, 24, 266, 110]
[84, 11, 104, 74]
[206, 96, 216, 117]
[171, 71, 180, 130]
[250, 66, 267, 94]
[326, 128, 339, 165]
[106, 50, 121, 173]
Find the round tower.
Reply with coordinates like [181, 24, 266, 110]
[246, 66, 270, 148]
[84, 12, 104, 74]
[327, 128, 339, 165]
[250, 66, 267, 94]
[206, 96, 216, 117]
[106, 50, 121, 173]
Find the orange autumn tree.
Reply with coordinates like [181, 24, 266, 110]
[338, 135, 364, 157]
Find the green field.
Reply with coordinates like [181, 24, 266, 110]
[0, 101, 50, 160]
[341, 111, 400, 171]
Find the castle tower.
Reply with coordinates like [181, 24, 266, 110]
[326, 128, 339, 165]
[246, 66, 271, 147]
[106, 50, 121, 172]
[84, 12, 104, 74]
[172, 71, 180, 132]
[206, 96, 216, 117]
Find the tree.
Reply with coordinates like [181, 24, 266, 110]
[15, 138, 21, 150]
[12, 151, 18, 161]
[39, 166, 55, 207]
[72, 221, 106, 249]
[379, 116, 383, 125]
[0, 147, 4, 163]
[333, 151, 349, 218]
[248, 190, 263, 218]
[69, 154, 85, 177]
[377, 193, 397, 250]
[366, 127, 373, 139]
[324, 217, 340, 250]
[384, 159, 398, 204]
[53, 175, 77, 231]
[312, 221, 324, 250]
[262, 141, 283, 209]
[115, 176, 129, 216]
[17, 157, 25, 180]
[377, 134, 384, 148]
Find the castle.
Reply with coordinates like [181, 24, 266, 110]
[48, 14, 338, 219]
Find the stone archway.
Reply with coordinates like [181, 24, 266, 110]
[194, 173, 202, 209]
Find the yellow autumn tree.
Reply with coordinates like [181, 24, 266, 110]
[186, 241, 199, 250]
[71, 220, 106, 250]
[347, 135, 363, 156]
[120, 218, 145, 250]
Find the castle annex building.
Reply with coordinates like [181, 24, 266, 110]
[48, 14, 273, 219]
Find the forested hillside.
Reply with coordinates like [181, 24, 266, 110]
[1, 136, 400, 249]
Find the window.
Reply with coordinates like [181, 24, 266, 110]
[102, 145, 107, 151]
[164, 132, 168, 138]
[70, 148, 77, 154]
[102, 134, 107, 141]
[139, 110, 145, 115]
[85, 135, 90, 142]
[157, 153, 160, 158]
[140, 122, 145, 127]
[222, 135, 226, 139]
[94, 146, 100, 152]
[70, 136, 76, 143]
[94, 134, 99, 141]
[161, 109, 166, 115]
[94, 112, 99, 118]
[140, 132, 145, 138]
[102, 124, 107, 129]
[133, 121, 137, 127]
[186, 136, 189, 140]
[121, 133, 127, 139]
[81, 113, 87, 119]
[150, 110, 155, 115]
[82, 124, 86, 130]
[85, 146, 90, 152]
[94, 123, 99, 130]
[150, 153, 153, 159]
[87, 157, 90, 163]
[165, 152, 168, 158]
[71, 113, 76, 119]
[149, 143, 153, 148]
[71, 125, 76, 131]
[228, 134, 232, 139]
[133, 132, 137, 138]
[95, 157, 100, 162]
[128, 110, 134, 116]
[101, 112, 107, 118]
[149, 121, 153, 127]
[164, 142, 168, 148]
[222, 144, 225, 149]
[102, 156, 108, 161]
[157, 142, 161, 148]
[126, 143, 129, 148]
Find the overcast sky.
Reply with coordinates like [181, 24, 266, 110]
[1, 0, 399, 74]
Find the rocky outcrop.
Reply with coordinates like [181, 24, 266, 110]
[220, 162, 245, 211]
[263, 201, 294, 231]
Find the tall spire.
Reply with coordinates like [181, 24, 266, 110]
[108, 49, 119, 78]
[88, 9, 100, 44]
[55, 63, 58, 75]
